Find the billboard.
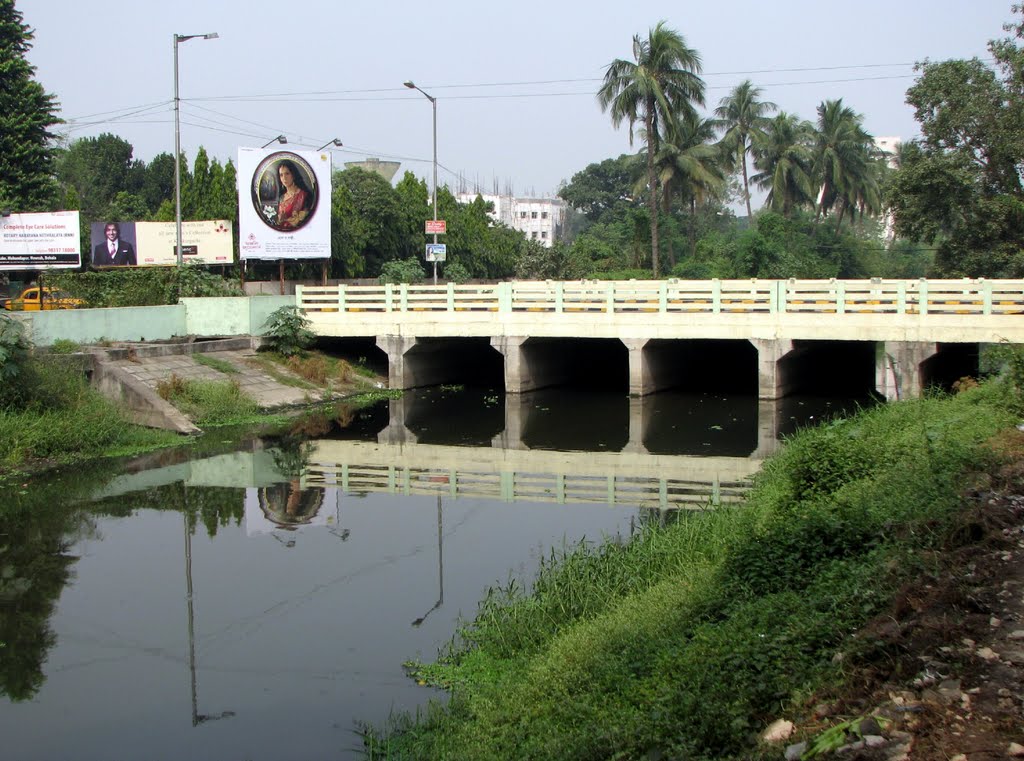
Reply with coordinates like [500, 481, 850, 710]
[0, 211, 81, 271]
[237, 147, 331, 260]
[89, 220, 233, 268]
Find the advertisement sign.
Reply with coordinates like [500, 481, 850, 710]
[425, 243, 447, 262]
[425, 219, 446, 234]
[237, 147, 331, 260]
[89, 220, 233, 267]
[0, 211, 81, 270]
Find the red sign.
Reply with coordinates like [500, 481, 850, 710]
[425, 220, 447, 234]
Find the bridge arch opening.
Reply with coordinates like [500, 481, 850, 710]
[402, 337, 504, 389]
[780, 340, 878, 397]
[520, 337, 629, 393]
[921, 343, 980, 393]
[644, 339, 757, 394]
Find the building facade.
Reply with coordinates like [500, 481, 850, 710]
[456, 193, 565, 247]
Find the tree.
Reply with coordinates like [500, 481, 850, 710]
[812, 99, 877, 228]
[887, 8, 1024, 277]
[598, 20, 705, 277]
[714, 80, 776, 219]
[654, 115, 724, 260]
[751, 113, 817, 217]
[55, 133, 137, 220]
[558, 154, 641, 222]
[0, 0, 60, 211]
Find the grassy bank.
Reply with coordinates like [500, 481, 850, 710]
[0, 355, 182, 471]
[365, 381, 1018, 760]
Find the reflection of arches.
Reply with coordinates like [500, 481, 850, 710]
[257, 481, 324, 530]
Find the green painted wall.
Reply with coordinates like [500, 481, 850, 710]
[14, 295, 297, 346]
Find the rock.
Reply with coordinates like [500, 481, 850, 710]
[938, 679, 962, 701]
[784, 741, 807, 761]
[1008, 742, 1024, 757]
[1002, 650, 1024, 665]
[761, 718, 794, 743]
[977, 646, 1000, 660]
[1008, 629, 1024, 639]
[991, 616, 1003, 627]
[857, 716, 883, 736]
[864, 734, 887, 747]
[836, 740, 865, 754]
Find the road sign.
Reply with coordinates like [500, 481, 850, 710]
[425, 243, 447, 262]
[425, 220, 447, 234]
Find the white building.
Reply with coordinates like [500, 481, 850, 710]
[456, 193, 565, 247]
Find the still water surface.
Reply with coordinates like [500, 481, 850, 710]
[0, 389, 869, 760]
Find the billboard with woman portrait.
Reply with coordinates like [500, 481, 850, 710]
[237, 148, 331, 260]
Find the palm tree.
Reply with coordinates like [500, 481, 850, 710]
[751, 113, 816, 217]
[652, 115, 724, 260]
[813, 99, 876, 228]
[598, 21, 705, 277]
[714, 80, 776, 220]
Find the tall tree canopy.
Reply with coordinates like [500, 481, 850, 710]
[714, 80, 776, 220]
[888, 7, 1024, 277]
[0, 0, 60, 211]
[598, 21, 705, 277]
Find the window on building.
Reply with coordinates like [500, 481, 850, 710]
[531, 211, 538, 218]
[531, 232, 538, 239]
[541, 231, 548, 239]
[541, 211, 548, 219]
[520, 211, 527, 218]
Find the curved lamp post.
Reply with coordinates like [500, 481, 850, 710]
[174, 32, 218, 266]
[404, 81, 438, 285]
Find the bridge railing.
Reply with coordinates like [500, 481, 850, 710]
[296, 279, 1024, 317]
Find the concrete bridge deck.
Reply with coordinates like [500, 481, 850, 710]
[297, 279, 1024, 401]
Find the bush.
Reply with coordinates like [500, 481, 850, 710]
[443, 261, 471, 284]
[48, 265, 242, 307]
[261, 306, 314, 357]
[0, 314, 31, 401]
[379, 258, 426, 284]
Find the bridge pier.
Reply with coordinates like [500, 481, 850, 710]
[377, 396, 418, 445]
[491, 394, 529, 450]
[750, 338, 796, 400]
[875, 341, 938, 401]
[490, 336, 578, 393]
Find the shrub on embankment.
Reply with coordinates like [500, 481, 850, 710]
[365, 382, 1017, 760]
[0, 314, 177, 469]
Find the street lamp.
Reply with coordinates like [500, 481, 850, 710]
[174, 32, 218, 267]
[261, 135, 287, 149]
[404, 80, 439, 285]
[317, 138, 343, 150]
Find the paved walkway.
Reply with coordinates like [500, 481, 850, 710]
[107, 348, 315, 409]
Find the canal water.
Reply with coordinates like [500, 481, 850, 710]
[0, 389, 869, 760]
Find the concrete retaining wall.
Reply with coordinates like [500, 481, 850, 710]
[12, 295, 296, 346]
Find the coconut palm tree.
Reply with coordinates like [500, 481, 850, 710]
[813, 99, 876, 227]
[598, 21, 705, 277]
[751, 112, 816, 217]
[714, 80, 776, 220]
[652, 115, 724, 260]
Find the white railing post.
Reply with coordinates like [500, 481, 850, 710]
[295, 285, 305, 311]
[835, 280, 846, 314]
[981, 280, 992, 315]
[919, 279, 929, 315]
[712, 279, 722, 314]
[659, 281, 668, 313]
[384, 283, 393, 313]
[337, 283, 346, 312]
[447, 281, 455, 311]
[399, 283, 409, 312]
[606, 282, 615, 314]
[896, 281, 906, 314]
[500, 281, 512, 312]
[555, 281, 564, 313]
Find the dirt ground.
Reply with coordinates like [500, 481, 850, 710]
[779, 429, 1024, 759]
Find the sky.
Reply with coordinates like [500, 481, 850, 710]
[21, 0, 1020, 199]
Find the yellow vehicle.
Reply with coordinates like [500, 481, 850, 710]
[2, 286, 84, 311]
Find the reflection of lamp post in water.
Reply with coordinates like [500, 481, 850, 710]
[412, 494, 444, 627]
[183, 511, 235, 726]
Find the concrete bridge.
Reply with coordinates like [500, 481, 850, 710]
[297, 278, 1024, 400]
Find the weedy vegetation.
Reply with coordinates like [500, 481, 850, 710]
[363, 370, 1021, 760]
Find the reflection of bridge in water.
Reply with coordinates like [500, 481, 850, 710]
[94, 393, 806, 509]
[303, 440, 762, 508]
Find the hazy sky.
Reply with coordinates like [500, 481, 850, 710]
[22, 0, 1018, 198]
